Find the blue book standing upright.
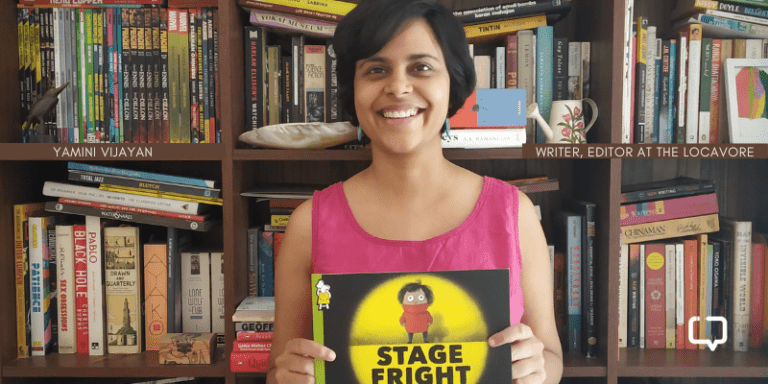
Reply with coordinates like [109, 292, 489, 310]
[535, 26, 553, 143]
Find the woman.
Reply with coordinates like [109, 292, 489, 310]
[268, 1, 563, 383]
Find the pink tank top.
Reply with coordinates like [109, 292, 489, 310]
[311, 176, 524, 325]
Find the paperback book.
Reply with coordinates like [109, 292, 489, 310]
[312, 269, 512, 384]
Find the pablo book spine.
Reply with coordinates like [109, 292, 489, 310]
[86, 215, 105, 355]
[104, 226, 142, 354]
[144, 242, 167, 351]
[619, 192, 719, 226]
[181, 251, 211, 332]
[14, 202, 46, 358]
[30, 216, 53, 356]
[644, 243, 666, 349]
[56, 225, 76, 354]
[43, 181, 206, 215]
[74, 224, 89, 354]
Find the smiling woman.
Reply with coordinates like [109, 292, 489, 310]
[267, 1, 563, 384]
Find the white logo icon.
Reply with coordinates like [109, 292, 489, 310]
[688, 316, 728, 351]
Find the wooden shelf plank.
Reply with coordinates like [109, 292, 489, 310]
[1, 352, 228, 378]
[0, 144, 225, 161]
[233, 148, 523, 161]
[562, 354, 608, 377]
[618, 348, 768, 377]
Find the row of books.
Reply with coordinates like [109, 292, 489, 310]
[230, 297, 274, 373]
[14, 205, 225, 357]
[623, 0, 768, 144]
[17, 5, 220, 144]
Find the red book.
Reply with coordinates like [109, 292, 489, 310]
[644, 243, 666, 349]
[73, 225, 89, 354]
[506, 34, 518, 88]
[233, 340, 272, 353]
[709, 39, 722, 143]
[230, 351, 270, 373]
[684, 239, 699, 350]
[273, 232, 285, 259]
[751, 241, 765, 349]
[619, 193, 719, 226]
[553, 252, 566, 347]
[58, 198, 207, 222]
[237, 330, 274, 342]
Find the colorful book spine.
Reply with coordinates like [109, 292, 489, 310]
[720, 218, 752, 351]
[699, 38, 713, 144]
[178, 9, 191, 143]
[30, 216, 53, 356]
[86, 215, 105, 355]
[67, 162, 215, 188]
[676, 34, 688, 143]
[711, 241, 722, 340]
[56, 225, 76, 354]
[664, 244, 676, 348]
[58, 197, 207, 222]
[685, 24, 703, 143]
[325, 42, 338, 123]
[304, 45, 325, 123]
[684, 238, 699, 349]
[659, 40, 672, 143]
[463, 14, 547, 43]
[73, 224, 89, 354]
[709, 39, 722, 143]
[644, 243, 666, 349]
[189, 8, 200, 143]
[239, 0, 343, 22]
[248, 227, 259, 296]
[258, 231, 274, 296]
[643, 28, 657, 144]
[104, 226, 142, 354]
[535, 26, 553, 143]
[143, 242, 167, 351]
[517, 30, 535, 145]
[750, 241, 765, 348]
[181, 251, 211, 332]
[628, 243, 640, 347]
[620, 193, 719, 226]
[267, 45, 280, 125]
[256, 0, 355, 16]
[167, 227, 182, 333]
[717, 39, 732, 143]
[244, 26, 265, 130]
[67, 170, 220, 198]
[634, 17, 648, 143]
[619, 244, 628, 348]
[506, 34, 518, 89]
[14, 202, 46, 358]
[121, 8, 132, 143]
[698, 234, 709, 349]
[249, 9, 336, 38]
[160, 9, 170, 143]
[552, 38, 567, 100]
[675, 242, 685, 349]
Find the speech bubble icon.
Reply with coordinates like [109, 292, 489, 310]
[688, 316, 728, 351]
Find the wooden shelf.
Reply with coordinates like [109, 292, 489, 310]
[233, 148, 523, 161]
[0, 144, 225, 161]
[2, 352, 229, 378]
[618, 348, 768, 377]
[562, 354, 607, 377]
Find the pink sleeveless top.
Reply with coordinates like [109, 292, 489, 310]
[311, 176, 524, 325]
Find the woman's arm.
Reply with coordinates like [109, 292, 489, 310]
[267, 200, 335, 384]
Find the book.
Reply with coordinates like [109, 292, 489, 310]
[86, 216, 105, 356]
[675, 242, 686, 349]
[232, 340, 272, 353]
[181, 251, 211, 332]
[230, 350, 269, 373]
[14, 202, 46, 358]
[665, 243, 676, 348]
[634, 17, 648, 143]
[239, 0, 343, 22]
[249, 9, 336, 38]
[554, 211, 581, 353]
[311, 270, 512, 384]
[644, 243, 666, 349]
[620, 177, 716, 204]
[237, 330, 274, 341]
[535, 26, 554, 143]
[709, 39, 723, 143]
[453, 0, 572, 25]
[73, 224, 89, 354]
[57, 197, 208, 222]
[441, 128, 526, 148]
[68, 169, 221, 198]
[144, 242, 168, 351]
[244, 26, 265, 131]
[564, 200, 596, 357]
[621, 213, 720, 244]
[46, 201, 216, 232]
[751, 235, 765, 348]
[619, 244, 628, 348]
[29, 216, 54, 356]
[697, 234, 709, 349]
[682, 24, 703, 143]
[67, 162, 216, 188]
[233, 296, 275, 322]
[619, 193, 720, 226]
[304, 44, 325, 123]
[684, 238, 699, 349]
[449, 89, 527, 129]
[211, 251, 225, 342]
[56, 225, 76, 354]
[254, 0, 355, 16]
[235, 320, 275, 333]
[672, 0, 768, 24]
[517, 29, 536, 144]
[644, 27, 657, 144]
[719, 217, 752, 351]
[258, 230, 274, 297]
[699, 38, 713, 143]
[676, 13, 768, 39]
[463, 14, 547, 43]
[98, 184, 223, 206]
[104, 226, 142, 354]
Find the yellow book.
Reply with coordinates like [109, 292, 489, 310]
[621, 214, 720, 244]
[464, 14, 547, 43]
[259, 0, 356, 16]
[99, 184, 223, 206]
[14, 202, 46, 358]
[271, 215, 290, 227]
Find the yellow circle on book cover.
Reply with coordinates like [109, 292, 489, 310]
[348, 274, 489, 384]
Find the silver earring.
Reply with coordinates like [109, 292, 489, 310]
[444, 118, 451, 137]
[357, 126, 363, 141]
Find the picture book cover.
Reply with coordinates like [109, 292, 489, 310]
[448, 89, 526, 129]
[311, 269, 512, 384]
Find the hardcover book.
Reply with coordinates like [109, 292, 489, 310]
[104, 226, 142, 354]
[181, 251, 211, 332]
[311, 270, 512, 384]
[144, 242, 168, 351]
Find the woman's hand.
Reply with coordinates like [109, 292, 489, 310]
[273, 338, 336, 384]
[489, 323, 547, 384]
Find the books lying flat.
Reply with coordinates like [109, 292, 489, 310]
[441, 128, 526, 149]
[621, 177, 716, 204]
[68, 170, 221, 198]
[620, 193, 719, 226]
[45, 202, 216, 232]
[312, 269, 512, 384]
[68, 162, 216, 189]
[233, 297, 275, 322]
[621, 213, 720, 244]
[240, 185, 322, 199]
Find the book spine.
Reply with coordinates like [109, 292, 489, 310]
[581, 41, 591, 98]
[505, 34, 518, 88]
[56, 225, 76, 354]
[167, 227, 181, 333]
[160, 9, 170, 143]
[667, 40, 677, 143]
[181, 251, 211, 332]
[240, 0, 342, 22]
[249, 9, 336, 38]
[621, 213, 720, 244]
[643, 28, 657, 144]
[19, 9, 28, 141]
[718, 39, 732, 143]
[567, 41, 580, 99]
[86, 215, 104, 356]
[168, 8, 179, 142]
[535, 26, 553, 143]
[719, 237, 733, 349]
[699, 38, 713, 144]
[268, 45, 281, 125]
[463, 14, 547, 42]
[565, 214, 581, 353]
[232, 340, 272, 352]
[628, 243, 640, 347]
[30, 217, 52, 356]
[257, 0, 355, 15]
[676, 35, 688, 143]
[698, 236, 710, 348]
[20, 0, 164, 5]
[711, 241, 722, 340]
[686, 24, 703, 143]
[644, 243, 666, 348]
[675, 243, 685, 349]
[552, 38, 567, 100]
[85, 9, 95, 142]
[248, 227, 259, 296]
[640, 244, 645, 348]
[619, 193, 719, 226]
[14, 203, 45, 358]
[582, 204, 596, 357]
[211, 251, 225, 337]
[455, 0, 572, 24]
[258, 231, 274, 296]
[684, 239, 698, 349]
[325, 42, 338, 123]
[43, 181, 204, 215]
[699, 13, 768, 36]
[107, 8, 116, 143]
[722, 219, 752, 351]
[244, 26, 263, 130]
[188, 9, 199, 143]
[104, 226, 142, 354]
[212, 8, 219, 143]
[620, 179, 716, 204]
[304, 45, 325, 123]
[709, 39, 722, 143]
[706, 244, 714, 343]
[143, 243, 167, 351]
[47, 201, 211, 232]
[665, 244, 676, 348]
[47, 223, 58, 352]
[751, 243, 765, 348]
[474, 55, 491, 89]
[517, 30, 535, 145]
[659, 40, 671, 143]
[121, 9, 132, 143]
[634, 17, 648, 143]
[178, 9, 190, 143]
[687, 0, 768, 19]
[151, 8, 162, 144]
[98, 184, 222, 206]
[201, 8, 209, 143]
[67, 170, 220, 198]
[73, 224, 89, 354]
[441, 128, 526, 148]
[137, 8, 149, 143]
[58, 197, 207, 222]
[237, 330, 274, 341]
[652, 38, 662, 143]
[230, 351, 269, 373]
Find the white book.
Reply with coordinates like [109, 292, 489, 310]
[211, 252, 225, 336]
[474, 55, 491, 89]
[495, 46, 505, 89]
[675, 243, 685, 349]
[719, 217, 752, 351]
[567, 42, 581, 100]
[518, 30, 535, 145]
[86, 216, 105, 355]
[640, 244, 645, 348]
[29, 217, 52, 356]
[42, 181, 205, 215]
[441, 129, 526, 149]
[182, 252, 211, 332]
[665, 244, 676, 349]
[644, 27, 657, 144]
[686, 28, 702, 143]
[746, 39, 763, 58]
[621, 0, 635, 143]
[581, 41, 591, 98]
[677, 36, 688, 144]
[104, 226, 142, 354]
[619, 243, 628, 348]
[56, 225, 76, 354]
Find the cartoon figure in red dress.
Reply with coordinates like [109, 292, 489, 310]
[398, 281, 434, 343]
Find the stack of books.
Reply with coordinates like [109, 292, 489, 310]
[17, 0, 221, 143]
[43, 161, 220, 231]
[621, 0, 768, 144]
[230, 296, 275, 373]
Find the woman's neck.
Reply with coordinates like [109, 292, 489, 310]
[365, 139, 455, 197]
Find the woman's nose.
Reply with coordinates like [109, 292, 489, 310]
[384, 70, 413, 97]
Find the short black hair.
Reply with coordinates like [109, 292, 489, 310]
[398, 282, 435, 304]
[333, 0, 476, 126]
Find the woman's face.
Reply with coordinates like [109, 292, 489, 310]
[353, 18, 451, 154]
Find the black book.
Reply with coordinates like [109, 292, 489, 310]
[621, 177, 716, 204]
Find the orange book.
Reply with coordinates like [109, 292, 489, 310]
[644, 243, 666, 349]
[697, 234, 708, 350]
[751, 236, 765, 349]
[144, 243, 168, 351]
[684, 239, 699, 350]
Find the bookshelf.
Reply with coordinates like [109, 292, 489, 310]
[0, 1, 764, 384]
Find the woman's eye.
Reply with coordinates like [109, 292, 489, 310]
[367, 67, 385, 74]
[413, 64, 432, 72]
[407, 295, 414, 302]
